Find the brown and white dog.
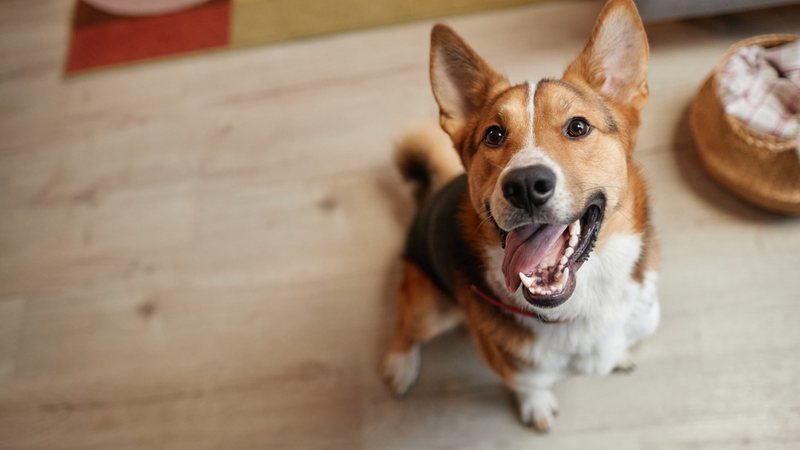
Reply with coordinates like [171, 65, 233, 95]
[382, 0, 660, 432]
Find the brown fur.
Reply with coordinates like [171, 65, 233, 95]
[386, 262, 463, 355]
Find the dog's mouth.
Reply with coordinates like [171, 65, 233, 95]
[497, 196, 605, 308]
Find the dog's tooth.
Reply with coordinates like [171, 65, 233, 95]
[569, 234, 579, 247]
[564, 247, 574, 258]
[563, 267, 570, 280]
[519, 272, 534, 288]
[559, 255, 568, 266]
[571, 220, 581, 236]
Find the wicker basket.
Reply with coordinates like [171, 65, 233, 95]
[690, 34, 800, 215]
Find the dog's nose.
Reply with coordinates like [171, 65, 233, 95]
[502, 165, 556, 213]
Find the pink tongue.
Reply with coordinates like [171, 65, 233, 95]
[502, 223, 568, 292]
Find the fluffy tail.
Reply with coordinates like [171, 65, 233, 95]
[394, 123, 463, 204]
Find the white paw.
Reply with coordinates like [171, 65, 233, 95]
[382, 347, 421, 397]
[516, 389, 559, 432]
[613, 352, 637, 373]
[572, 340, 626, 376]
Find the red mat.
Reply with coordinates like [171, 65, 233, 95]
[66, 0, 231, 74]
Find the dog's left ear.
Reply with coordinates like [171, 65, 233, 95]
[564, 0, 649, 111]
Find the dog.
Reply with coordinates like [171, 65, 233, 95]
[382, 0, 660, 432]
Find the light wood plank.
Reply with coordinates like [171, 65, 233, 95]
[0, 1, 799, 449]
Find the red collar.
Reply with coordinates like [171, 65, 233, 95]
[469, 284, 570, 324]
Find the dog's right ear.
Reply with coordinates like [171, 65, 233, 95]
[430, 24, 507, 142]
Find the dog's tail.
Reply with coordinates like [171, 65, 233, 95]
[394, 122, 463, 204]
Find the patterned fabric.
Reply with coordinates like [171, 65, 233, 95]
[718, 39, 800, 157]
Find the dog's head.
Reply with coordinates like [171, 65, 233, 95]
[430, 0, 648, 308]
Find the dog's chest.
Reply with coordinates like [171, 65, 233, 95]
[484, 234, 645, 375]
[522, 313, 632, 375]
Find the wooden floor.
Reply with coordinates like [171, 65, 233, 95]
[1, 1, 799, 449]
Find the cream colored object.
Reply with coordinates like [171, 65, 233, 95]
[83, 0, 211, 16]
[718, 40, 800, 146]
[691, 34, 800, 215]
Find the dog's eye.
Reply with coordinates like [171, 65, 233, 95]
[483, 125, 506, 148]
[565, 117, 591, 139]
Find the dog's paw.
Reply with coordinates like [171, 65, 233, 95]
[516, 389, 559, 432]
[382, 346, 421, 397]
[612, 352, 636, 374]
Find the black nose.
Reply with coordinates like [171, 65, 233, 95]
[502, 165, 556, 213]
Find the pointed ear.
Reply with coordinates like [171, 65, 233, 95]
[430, 24, 507, 139]
[564, 0, 649, 109]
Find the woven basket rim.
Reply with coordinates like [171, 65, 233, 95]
[691, 77, 800, 215]
[711, 33, 800, 154]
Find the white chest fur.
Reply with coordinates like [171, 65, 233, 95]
[483, 234, 659, 376]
